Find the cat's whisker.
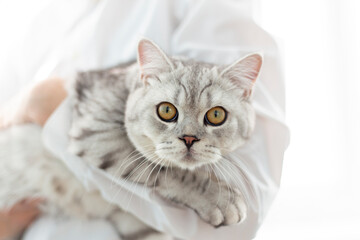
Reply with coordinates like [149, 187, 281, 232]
[124, 160, 157, 210]
[147, 160, 163, 195]
[222, 161, 252, 208]
[170, 160, 174, 175]
[224, 154, 255, 199]
[125, 153, 167, 205]
[127, 153, 161, 187]
[164, 161, 171, 195]
[227, 152, 254, 176]
[110, 150, 143, 187]
[110, 158, 149, 203]
[119, 154, 157, 202]
[202, 165, 212, 194]
[140, 157, 163, 196]
[152, 158, 168, 190]
[117, 151, 145, 174]
[123, 153, 157, 183]
[111, 153, 146, 187]
[217, 154, 254, 208]
[111, 151, 157, 201]
[214, 161, 235, 209]
[115, 145, 155, 177]
[212, 162, 233, 209]
[208, 163, 222, 207]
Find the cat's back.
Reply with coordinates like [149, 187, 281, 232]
[73, 61, 138, 101]
[68, 61, 138, 171]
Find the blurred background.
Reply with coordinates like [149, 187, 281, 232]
[255, 0, 360, 239]
[0, 0, 359, 239]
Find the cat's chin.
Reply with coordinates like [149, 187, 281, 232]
[158, 152, 215, 171]
[177, 156, 204, 170]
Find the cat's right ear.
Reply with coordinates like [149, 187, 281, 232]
[137, 39, 174, 85]
[220, 53, 263, 98]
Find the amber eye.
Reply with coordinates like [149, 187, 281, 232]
[205, 106, 227, 126]
[157, 102, 178, 122]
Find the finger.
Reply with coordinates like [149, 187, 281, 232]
[0, 201, 42, 239]
[10, 208, 40, 226]
[8, 198, 44, 214]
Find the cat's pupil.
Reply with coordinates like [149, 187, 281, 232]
[166, 106, 170, 113]
[214, 110, 219, 118]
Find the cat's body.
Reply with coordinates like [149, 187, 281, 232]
[0, 39, 262, 239]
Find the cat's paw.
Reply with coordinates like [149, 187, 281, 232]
[195, 186, 247, 227]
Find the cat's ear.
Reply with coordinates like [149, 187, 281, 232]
[137, 39, 174, 85]
[220, 53, 263, 98]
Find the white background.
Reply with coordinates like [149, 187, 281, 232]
[256, 1, 360, 239]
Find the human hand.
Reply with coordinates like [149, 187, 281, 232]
[0, 77, 66, 239]
[0, 199, 43, 240]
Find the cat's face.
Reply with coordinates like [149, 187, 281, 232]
[125, 39, 262, 170]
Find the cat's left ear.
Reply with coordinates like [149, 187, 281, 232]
[137, 39, 174, 85]
[220, 53, 263, 98]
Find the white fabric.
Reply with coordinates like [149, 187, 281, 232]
[11, 0, 289, 239]
[23, 216, 120, 240]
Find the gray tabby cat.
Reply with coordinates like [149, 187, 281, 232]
[0, 39, 262, 239]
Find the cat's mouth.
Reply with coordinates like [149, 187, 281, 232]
[176, 150, 207, 170]
[154, 145, 216, 170]
[183, 152, 197, 163]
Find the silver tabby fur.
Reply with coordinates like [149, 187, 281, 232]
[0, 39, 262, 240]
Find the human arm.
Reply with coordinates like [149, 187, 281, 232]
[0, 78, 66, 239]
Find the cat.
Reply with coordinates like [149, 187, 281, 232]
[0, 39, 262, 239]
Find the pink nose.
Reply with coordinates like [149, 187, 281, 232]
[179, 135, 200, 149]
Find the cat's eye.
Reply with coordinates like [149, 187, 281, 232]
[157, 102, 178, 122]
[204, 106, 227, 126]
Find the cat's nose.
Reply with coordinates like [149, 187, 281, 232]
[179, 135, 200, 150]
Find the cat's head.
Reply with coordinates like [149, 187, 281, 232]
[125, 39, 262, 170]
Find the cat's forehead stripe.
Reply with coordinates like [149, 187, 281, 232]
[198, 82, 212, 101]
[206, 91, 212, 108]
[172, 64, 217, 108]
[180, 83, 189, 99]
[173, 88, 181, 105]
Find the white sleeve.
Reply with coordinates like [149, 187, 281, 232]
[23, 216, 120, 240]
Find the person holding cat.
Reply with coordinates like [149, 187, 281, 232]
[0, 0, 289, 239]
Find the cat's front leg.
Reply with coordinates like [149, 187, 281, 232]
[154, 169, 247, 227]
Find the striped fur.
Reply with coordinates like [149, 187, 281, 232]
[0, 39, 262, 238]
